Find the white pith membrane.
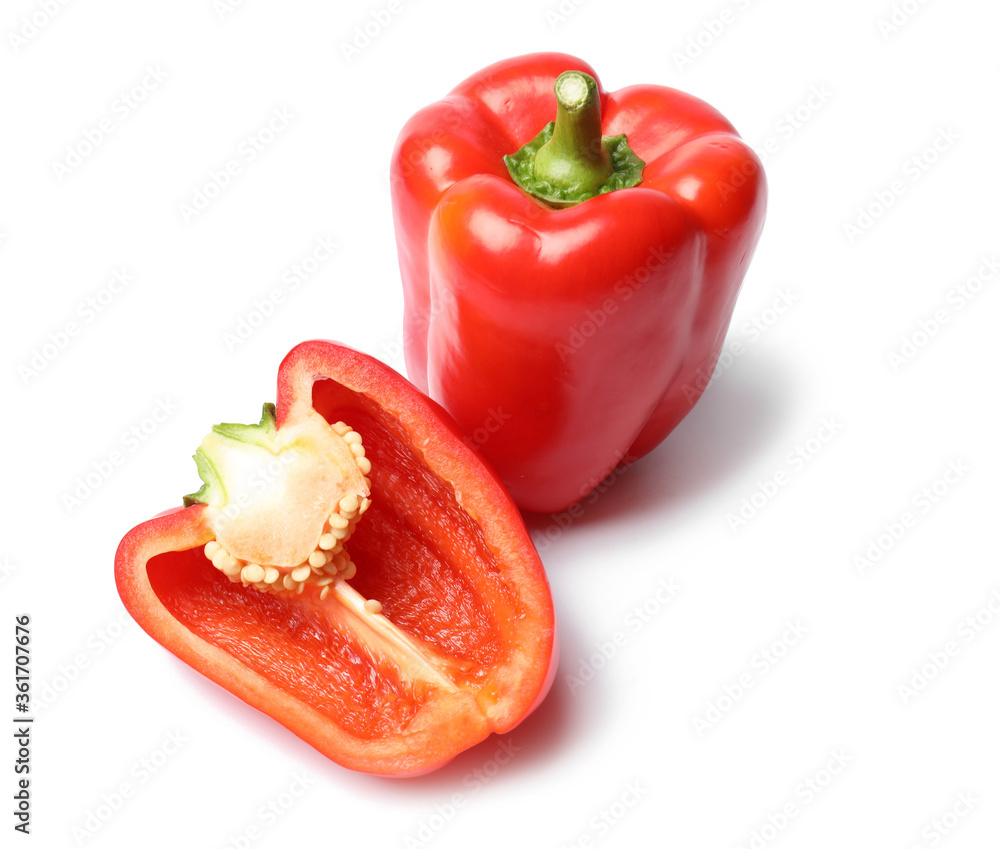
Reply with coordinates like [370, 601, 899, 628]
[194, 409, 466, 699]
[201, 420, 373, 602]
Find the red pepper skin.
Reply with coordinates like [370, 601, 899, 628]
[115, 341, 556, 776]
[391, 53, 766, 513]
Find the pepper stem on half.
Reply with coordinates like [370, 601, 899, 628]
[504, 70, 645, 208]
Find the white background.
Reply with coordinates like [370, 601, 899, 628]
[2, 0, 999, 846]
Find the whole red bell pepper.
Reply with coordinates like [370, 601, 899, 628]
[115, 340, 556, 776]
[390, 52, 766, 513]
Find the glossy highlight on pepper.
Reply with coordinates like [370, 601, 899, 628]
[391, 52, 767, 512]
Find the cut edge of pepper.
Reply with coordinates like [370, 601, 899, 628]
[118, 509, 499, 775]
[115, 341, 556, 775]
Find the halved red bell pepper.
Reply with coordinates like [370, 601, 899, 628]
[114, 340, 556, 776]
[390, 52, 767, 513]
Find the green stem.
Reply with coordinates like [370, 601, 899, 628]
[503, 70, 645, 208]
[532, 72, 613, 196]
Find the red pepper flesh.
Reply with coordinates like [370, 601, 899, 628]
[115, 341, 556, 776]
[391, 53, 767, 512]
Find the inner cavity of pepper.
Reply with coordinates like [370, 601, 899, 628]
[201, 420, 373, 601]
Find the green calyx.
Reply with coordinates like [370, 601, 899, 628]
[183, 403, 278, 507]
[504, 70, 645, 208]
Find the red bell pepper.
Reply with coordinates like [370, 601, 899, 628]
[390, 52, 767, 513]
[114, 340, 556, 776]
